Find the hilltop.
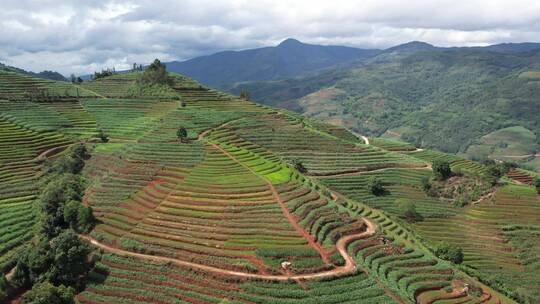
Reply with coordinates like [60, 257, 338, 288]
[0, 68, 538, 303]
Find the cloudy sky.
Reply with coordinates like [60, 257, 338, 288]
[1, 0, 540, 75]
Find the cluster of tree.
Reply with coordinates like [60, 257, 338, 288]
[423, 160, 496, 207]
[432, 242, 463, 264]
[137, 59, 173, 86]
[239, 91, 250, 101]
[69, 74, 83, 84]
[432, 160, 452, 180]
[93, 68, 116, 80]
[366, 176, 385, 196]
[482, 160, 516, 185]
[40, 145, 95, 237]
[132, 63, 144, 72]
[0, 144, 96, 303]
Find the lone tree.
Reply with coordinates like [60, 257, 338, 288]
[535, 176, 540, 194]
[433, 242, 463, 264]
[97, 129, 108, 143]
[291, 159, 307, 173]
[432, 160, 452, 180]
[177, 127, 188, 143]
[367, 176, 385, 196]
[395, 198, 422, 222]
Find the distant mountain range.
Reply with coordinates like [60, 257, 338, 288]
[192, 39, 538, 170]
[165, 38, 380, 87]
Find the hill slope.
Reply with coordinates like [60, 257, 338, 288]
[166, 38, 380, 88]
[233, 45, 540, 169]
[0, 70, 535, 304]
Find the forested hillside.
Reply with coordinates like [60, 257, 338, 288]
[232, 46, 540, 170]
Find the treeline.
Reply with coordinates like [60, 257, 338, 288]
[0, 145, 96, 303]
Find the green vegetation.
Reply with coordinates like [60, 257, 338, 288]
[432, 159, 452, 180]
[238, 47, 540, 172]
[366, 176, 385, 196]
[22, 281, 75, 304]
[432, 242, 463, 264]
[176, 126, 188, 142]
[395, 198, 422, 222]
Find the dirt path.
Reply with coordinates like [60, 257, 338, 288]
[361, 135, 370, 145]
[470, 191, 495, 205]
[209, 140, 331, 264]
[81, 218, 374, 281]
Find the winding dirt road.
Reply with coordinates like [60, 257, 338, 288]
[80, 218, 375, 281]
[78, 120, 379, 281]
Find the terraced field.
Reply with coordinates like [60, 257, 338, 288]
[0, 116, 72, 269]
[0, 70, 98, 101]
[0, 70, 532, 304]
[415, 184, 540, 301]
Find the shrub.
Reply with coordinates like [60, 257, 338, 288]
[534, 177, 540, 194]
[0, 276, 8, 302]
[177, 127, 188, 142]
[63, 201, 95, 233]
[97, 129, 109, 143]
[291, 159, 307, 173]
[22, 281, 74, 304]
[433, 242, 463, 264]
[421, 176, 431, 193]
[367, 176, 385, 196]
[432, 160, 452, 180]
[395, 198, 422, 222]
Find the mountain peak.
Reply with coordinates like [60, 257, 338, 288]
[278, 38, 303, 47]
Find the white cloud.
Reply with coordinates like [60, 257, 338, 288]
[1, 0, 539, 75]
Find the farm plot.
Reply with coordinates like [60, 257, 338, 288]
[88, 142, 328, 274]
[414, 184, 540, 299]
[220, 114, 423, 175]
[319, 168, 457, 218]
[140, 108, 249, 142]
[369, 138, 417, 152]
[406, 150, 486, 175]
[80, 73, 140, 98]
[0, 70, 98, 101]
[82, 99, 177, 141]
[175, 87, 268, 113]
[341, 200, 511, 304]
[79, 253, 395, 304]
[43, 101, 99, 138]
[0, 117, 72, 268]
[78, 253, 247, 304]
